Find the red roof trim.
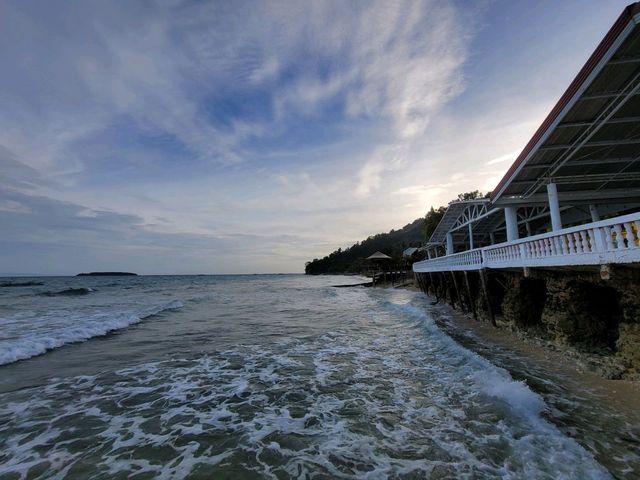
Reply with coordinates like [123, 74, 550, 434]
[490, 2, 640, 203]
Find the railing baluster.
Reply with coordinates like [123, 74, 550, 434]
[624, 222, 635, 249]
[613, 224, 624, 250]
[554, 236, 563, 255]
[567, 233, 575, 254]
[579, 230, 589, 252]
[605, 226, 614, 250]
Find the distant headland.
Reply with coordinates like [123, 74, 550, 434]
[76, 272, 138, 276]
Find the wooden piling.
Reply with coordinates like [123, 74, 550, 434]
[463, 271, 477, 320]
[479, 268, 496, 326]
[450, 271, 465, 312]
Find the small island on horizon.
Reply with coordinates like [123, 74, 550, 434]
[76, 272, 138, 277]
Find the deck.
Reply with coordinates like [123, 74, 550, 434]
[413, 212, 640, 273]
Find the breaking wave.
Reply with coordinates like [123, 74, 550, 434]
[0, 300, 183, 366]
[38, 287, 95, 296]
[0, 305, 610, 479]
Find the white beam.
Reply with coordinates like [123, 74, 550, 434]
[589, 204, 601, 222]
[446, 233, 454, 256]
[505, 207, 519, 241]
[468, 223, 474, 250]
[547, 182, 562, 231]
[493, 188, 640, 206]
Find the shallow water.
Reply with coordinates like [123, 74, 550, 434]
[0, 275, 637, 479]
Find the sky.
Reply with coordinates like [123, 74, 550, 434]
[0, 0, 634, 275]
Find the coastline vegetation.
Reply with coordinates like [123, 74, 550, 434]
[305, 191, 484, 275]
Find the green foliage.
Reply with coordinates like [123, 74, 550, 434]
[423, 206, 446, 242]
[304, 191, 485, 275]
[457, 190, 483, 201]
[304, 217, 425, 275]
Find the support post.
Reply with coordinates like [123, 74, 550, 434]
[468, 223, 474, 250]
[505, 207, 519, 242]
[547, 182, 562, 231]
[489, 232, 496, 245]
[463, 271, 477, 320]
[589, 204, 601, 222]
[479, 269, 496, 327]
[446, 233, 454, 256]
[450, 271, 464, 312]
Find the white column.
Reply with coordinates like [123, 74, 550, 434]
[547, 182, 562, 231]
[589, 204, 600, 222]
[468, 223, 474, 250]
[446, 232, 454, 256]
[505, 207, 519, 242]
[427, 249, 432, 260]
[489, 232, 496, 245]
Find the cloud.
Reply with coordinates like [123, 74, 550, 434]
[1, 0, 615, 274]
[485, 148, 522, 166]
[392, 184, 452, 196]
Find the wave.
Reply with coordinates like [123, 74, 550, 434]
[38, 287, 94, 296]
[382, 301, 548, 421]
[0, 300, 184, 366]
[0, 281, 44, 287]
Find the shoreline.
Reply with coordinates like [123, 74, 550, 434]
[380, 276, 640, 410]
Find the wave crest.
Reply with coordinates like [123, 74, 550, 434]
[0, 300, 183, 366]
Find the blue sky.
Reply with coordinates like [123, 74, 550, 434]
[0, 0, 632, 275]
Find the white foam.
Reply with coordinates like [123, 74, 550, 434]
[0, 283, 621, 479]
[0, 299, 183, 365]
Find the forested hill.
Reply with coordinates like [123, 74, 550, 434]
[304, 191, 483, 275]
[305, 217, 427, 275]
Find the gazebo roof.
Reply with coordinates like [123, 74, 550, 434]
[366, 251, 392, 260]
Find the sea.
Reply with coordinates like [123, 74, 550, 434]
[0, 274, 638, 479]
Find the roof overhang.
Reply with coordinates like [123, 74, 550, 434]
[491, 2, 640, 207]
[428, 199, 490, 244]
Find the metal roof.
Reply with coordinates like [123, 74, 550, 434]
[491, 2, 640, 206]
[428, 199, 490, 244]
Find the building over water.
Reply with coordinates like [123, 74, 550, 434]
[413, 2, 640, 377]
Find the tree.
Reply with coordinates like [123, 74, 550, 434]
[457, 190, 483, 201]
[424, 206, 446, 242]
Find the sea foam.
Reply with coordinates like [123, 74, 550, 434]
[0, 299, 183, 365]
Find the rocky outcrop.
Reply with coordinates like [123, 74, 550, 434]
[501, 275, 546, 330]
[415, 266, 640, 379]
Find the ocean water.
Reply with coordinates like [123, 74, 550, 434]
[0, 274, 638, 479]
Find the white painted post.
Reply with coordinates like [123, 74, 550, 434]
[468, 223, 474, 250]
[489, 232, 496, 245]
[446, 232, 454, 256]
[427, 249, 432, 260]
[589, 204, 600, 222]
[547, 182, 562, 231]
[504, 207, 519, 242]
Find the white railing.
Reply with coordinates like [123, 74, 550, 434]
[413, 212, 640, 273]
[415, 249, 484, 272]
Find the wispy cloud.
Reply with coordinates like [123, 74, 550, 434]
[0, 0, 628, 273]
[485, 149, 522, 166]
